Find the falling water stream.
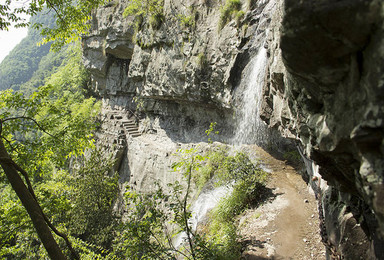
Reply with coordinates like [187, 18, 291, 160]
[173, 185, 232, 248]
[232, 47, 268, 145]
[174, 47, 269, 249]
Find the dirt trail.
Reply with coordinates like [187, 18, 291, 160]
[239, 146, 326, 259]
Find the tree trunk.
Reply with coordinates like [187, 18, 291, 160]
[0, 139, 66, 260]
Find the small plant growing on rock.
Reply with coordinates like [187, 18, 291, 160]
[178, 13, 196, 29]
[235, 10, 245, 27]
[149, 12, 164, 30]
[283, 149, 302, 164]
[123, 0, 165, 31]
[196, 52, 208, 70]
[218, 0, 242, 30]
[133, 96, 145, 111]
[247, 0, 256, 10]
[205, 121, 219, 143]
[178, 5, 198, 30]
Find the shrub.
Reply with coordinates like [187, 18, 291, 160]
[202, 151, 269, 259]
[149, 12, 164, 30]
[196, 52, 208, 69]
[235, 10, 245, 27]
[178, 8, 198, 30]
[218, 0, 242, 30]
[283, 149, 302, 164]
[193, 145, 228, 191]
[123, 0, 164, 32]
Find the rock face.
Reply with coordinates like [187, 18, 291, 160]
[262, 0, 384, 258]
[83, 0, 384, 258]
[83, 0, 279, 213]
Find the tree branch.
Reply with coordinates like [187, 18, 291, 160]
[0, 140, 66, 260]
[183, 158, 196, 260]
[2, 116, 56, 139]
[45, 0, 67, 27]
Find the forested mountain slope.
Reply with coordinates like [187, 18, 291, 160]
[0, 12, 66, 92]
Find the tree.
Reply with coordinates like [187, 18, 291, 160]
[0, 44, 100, 258]
[0, 0, 108, 50]
[0, 139, 67, 259]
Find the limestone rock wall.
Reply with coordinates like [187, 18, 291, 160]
[261, 0, 384, 258]
[83, 0, 278, 212]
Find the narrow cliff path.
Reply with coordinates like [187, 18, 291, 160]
[238, 146, 326, 259]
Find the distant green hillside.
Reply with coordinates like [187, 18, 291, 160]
[0, 11, 67, 92]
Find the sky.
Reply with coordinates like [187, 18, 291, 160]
[0, 26, 29, 63]
[0, 0, 30, 63]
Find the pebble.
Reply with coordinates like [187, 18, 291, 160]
[304, 199, 309, 203]
[311, 214, 315, 218]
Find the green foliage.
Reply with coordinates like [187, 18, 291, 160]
[67, 149, 119, 250]
[36, 0, 108, 51]
[172, 147, 207, 175]
[193, 146, 228, 191]
[196, 52, 208, 71]
[205, 152, 268, 259]
[113, 183, 176, 259]
[0, 44, 100, 175]
[174, 147, 269, 259]
[178, 6, 198, 30]
[205, 122, 219, 143]
[0, 11, 57, 91]
[0, 42, 104, 258]
[0, 149, 119, 259]
[114, 148, 223, 260]
[149, 12, 165, 30]
[0, 0, 32, 30]
[235, 10, 245, 27]
[0, 1, 108, 50]
[169, 146, 269, 259]
[178, 13, 196, 29]
[133, 96, 145, 111]
[283, 149, 302, 164]
[19, 45, 70, 95]
[123, 0, 164, 31]
[218, 0, 242, 30]
[216, 152, 268, 185]
[192, 146, 268, 192]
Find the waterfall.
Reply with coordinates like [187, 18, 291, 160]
[173, 185, 232, 248]
[232, 47, 268, 145]
[173, 47, 269, 250]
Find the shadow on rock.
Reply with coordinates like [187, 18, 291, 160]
[248, 184, 282, 209]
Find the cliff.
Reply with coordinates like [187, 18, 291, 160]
[83, 0, 384, 258]
[262, 0, 384, 258]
